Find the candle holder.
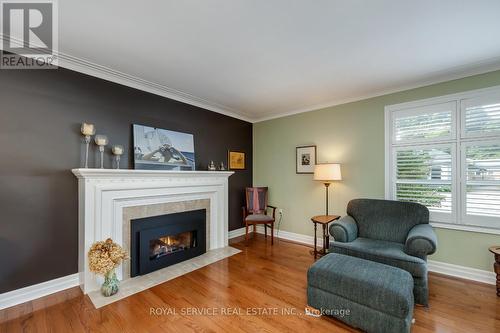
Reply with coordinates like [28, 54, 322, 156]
[112, 145, 124, 169]
[80, 123, 95, 168]
[94, 134, 108, 169]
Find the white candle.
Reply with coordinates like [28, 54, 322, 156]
[112, 145, 123, 155]
[81, 123, 95, 136]
[94, 135, 108, 146]
[96, 138, 106, 145]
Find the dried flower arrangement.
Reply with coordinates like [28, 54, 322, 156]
[88, 238, 127, 276]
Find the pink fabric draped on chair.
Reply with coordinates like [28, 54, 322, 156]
[242, 187, 276, 245]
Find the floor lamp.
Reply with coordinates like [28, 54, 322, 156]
[313, 163, 342, 215]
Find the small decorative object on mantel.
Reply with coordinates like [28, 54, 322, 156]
[88, 238, 127, 297]
[228, 151, 245, 170]
[296, 145, 317, 174]
[81, 122, 96, 168]
[208, 160, 216, 171]
[219, 161, 226, 171]
[112, 145, 124, 169]
[94, 134, 108, 169]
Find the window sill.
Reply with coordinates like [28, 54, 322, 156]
[431, 222, 500, 235]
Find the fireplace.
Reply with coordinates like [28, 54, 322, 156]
[73, 169, 232, 294]
[130, 209, 206, 277]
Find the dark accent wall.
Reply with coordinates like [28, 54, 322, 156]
[0, 67, 252, 293]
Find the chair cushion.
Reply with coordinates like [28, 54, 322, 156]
[245, 214, 274, 222]
[330, 237, 427, 278]
[347, 199, 429, 243]
[308, 253, 414, 320]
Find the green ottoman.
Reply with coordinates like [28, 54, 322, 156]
[307, 253, 414, 333]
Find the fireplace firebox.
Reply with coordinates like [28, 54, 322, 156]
[130, 209, 206, 277]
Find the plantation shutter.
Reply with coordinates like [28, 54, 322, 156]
[393, 102, 455, 143]
[463, 141, 500, 226]
[395, 145, 453, 222]
[388, 87, 500, 231]
[462, 93, 500, 137]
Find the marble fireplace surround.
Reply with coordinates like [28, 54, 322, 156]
[72, 169, 234, 294]
[121, 199, 211, 280]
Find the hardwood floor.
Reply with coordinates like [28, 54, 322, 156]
[1, 234, 499, 332]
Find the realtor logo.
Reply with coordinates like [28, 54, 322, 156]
[1, 0, 58, 69]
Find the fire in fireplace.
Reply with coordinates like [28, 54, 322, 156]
[149, 230, 197, 259]
[130, 209, 206, 277]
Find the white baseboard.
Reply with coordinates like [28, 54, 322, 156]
[229, 226, 496, 286]
[2, 230, 495, 311]
[229, 226, 323, 246]
[0, 228, 261, 311]
[0, 273, 80, 311]
[427, 260, 496, 285]
[228, 227, 247, 239]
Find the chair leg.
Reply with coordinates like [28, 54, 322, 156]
[264, 224, 267, 238]
[253, 224, 256, 235]
[271, 222, 274, 245]
[245, 223, 249, 246]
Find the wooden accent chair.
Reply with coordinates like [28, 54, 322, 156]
[242, 187, 276, 245]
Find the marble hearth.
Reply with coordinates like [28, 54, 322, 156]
[72, 169, 234, 295]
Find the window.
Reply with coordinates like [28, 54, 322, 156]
[394, 145, 454, 222]
[393, 102, 455, 143]
[462, 141, 500, 226]
[462, 93, 500, 137]
[386, 86, 500, 232]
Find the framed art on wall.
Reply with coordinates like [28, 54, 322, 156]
[296, 145, 316, 174]
[228, 151, 246, 170]
[133, 124, 195, 170]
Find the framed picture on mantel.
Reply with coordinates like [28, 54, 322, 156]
[296, 145, 316, 174]
[133, 124, 195, 171]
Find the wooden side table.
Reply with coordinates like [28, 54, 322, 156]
[489, 246, 500, 297]
[311, 215, 340, 259]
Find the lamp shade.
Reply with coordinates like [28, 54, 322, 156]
[313, 163, 342, 182]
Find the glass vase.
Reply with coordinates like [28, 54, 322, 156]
[115, 155, 121, 169]
[101, 268, 119, 297]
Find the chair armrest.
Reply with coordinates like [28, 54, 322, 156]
[404, 224, 437, 258]
[329, 215, 358, 242]
[267, 205, 277, 219]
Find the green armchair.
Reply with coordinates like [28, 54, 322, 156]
[329, 198, 437, 306]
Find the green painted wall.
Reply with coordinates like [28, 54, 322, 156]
[254, 70, 500, 272]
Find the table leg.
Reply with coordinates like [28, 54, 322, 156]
[322, 224, 327, 255]
[325, 223, 330, 251]
[313, 222, 317, 259]
[494, 253, 500, 297]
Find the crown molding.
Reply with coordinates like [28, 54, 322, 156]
[0, 34, 254, 123]
[4, 34, 500, 124]
[55, 52, 255, 123]
[57, 54, 500, 124]
[253, 57, 500, 123]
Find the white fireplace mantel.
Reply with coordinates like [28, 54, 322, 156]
[72, 168, 233, 293]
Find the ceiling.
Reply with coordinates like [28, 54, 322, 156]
[58, 0, 500, 122]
